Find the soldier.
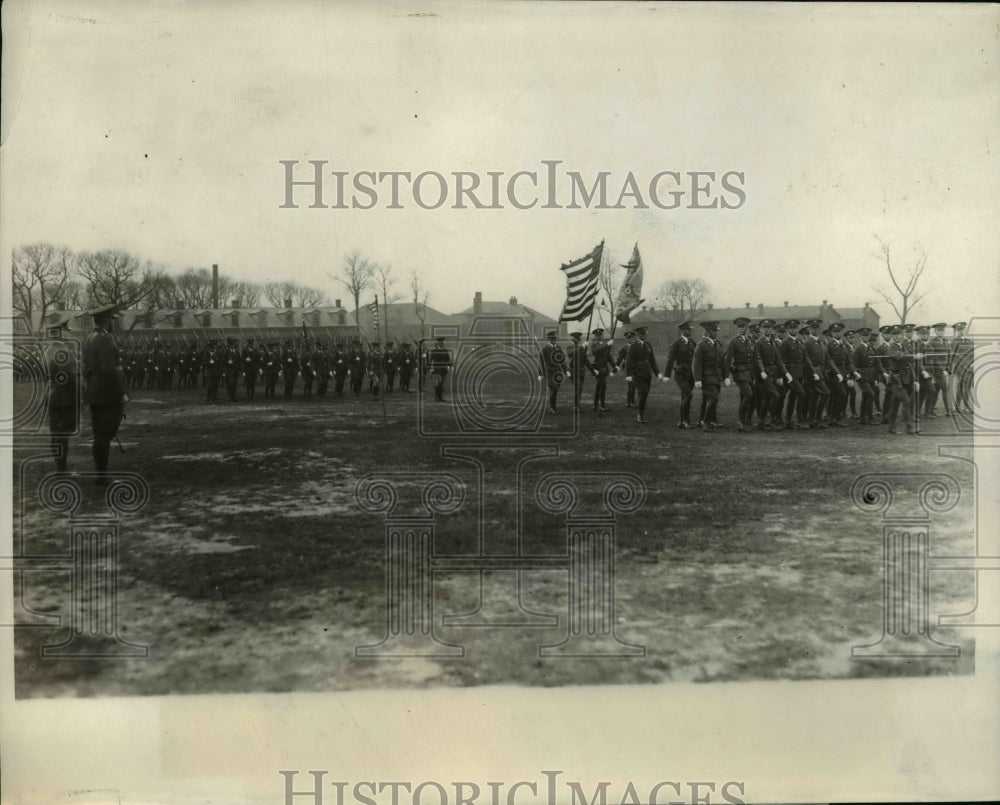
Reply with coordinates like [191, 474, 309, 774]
[824, 323, 856, 427]
[778, 319, 807, 429]
[664, 321, 696, 428]
[222, 337, 241, 401]
[428, 335, 452, 402]
[851, 328, 880, 425]
[752, 318, 787, 430]
[624, 325, 663, 424]
[188, 343, 203, 389]
[692, 320, 728, 431]
[300, 341, 317, 398]
[314, 341, 332, 399]
[398, 342, 416, 392]
[616, 330, 637, 408]
[724, 316, 755, 431]
[367, 342, 383, 397]
[349, 339, 366, 395]
[566, 331, 596, 412]
[923, 322, 952, 417]
[332, 342, 350, 397]
[383, 342, 398, 392]
[588, 328, 617, 413]
[262, 342, 280, 399]
[82, 304, 128, 484]
[538, 330, 566, 414]
[45, 315, 80, 472]
[802, 318, 832, 428]
[280, 339, 299, 398]
[881, 325, 917, 434]
[843, 331, 858, 417]
[203, 339, 222, 403]
[951, 322, 974, 414]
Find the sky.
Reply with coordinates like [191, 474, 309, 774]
[2, 1, 998, 325]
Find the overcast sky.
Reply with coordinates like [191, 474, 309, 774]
[2, 1, 998, 324]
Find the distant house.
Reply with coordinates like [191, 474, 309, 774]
[350, 300, 464, 347]
[454, 292, 561, 341]
[630, 300, 880, 345]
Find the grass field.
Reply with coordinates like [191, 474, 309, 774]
[11, 371, 978, 696]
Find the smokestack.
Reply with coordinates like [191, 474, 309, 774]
[335, 298, 341, 309]
[284, 297, 293, 309]
[474, 291, 483, 314]
[745, 302, 750, 309]
[212, 264, 219, 309]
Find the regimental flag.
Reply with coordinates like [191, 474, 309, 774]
[368, 297, 380, 331]
[559, 240, 604, 323]
[614, 243, 645, 323]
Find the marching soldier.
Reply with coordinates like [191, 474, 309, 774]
[398, 343, 416, 392]
[428, 335, 452, 402]
[222, 337, 241, 401]
[802, 318, 832, 428]
[262, 342, 280, 399]
[624, 325, 663, 424]
[300, 342, 316, 398]
[951, 322, 974, 414]
[752, 318, 787, 430]
[778, 320, 807, 429]
[881, 325, 917, 435]
[693, 321, 728, 431]
[280, 339, 299, 398]
[664, 321, 697, 428]
[923, 322, 952, 417]
[539, 330, 566, 414]
[82, 304, 128, 484]
[383, 342, 398, 392]
[367, 342, 382, 398]
[851, 328, 879, 425]
[567, 331, 596, 412]
[314, 341, 332, 399]
[348, 339, 366, 395]
[617, 330, 637, 408]
[588, 328, 617, 413]
[824, 323, 857, 427]
[724, 316, 755, 431]
[332, 342, 350, 397]
[242, 338, 261, 400]
[203, 339, 222, 403]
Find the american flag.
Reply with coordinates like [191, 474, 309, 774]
[558, 240, 604, 323]
[368, 297, 379, 330]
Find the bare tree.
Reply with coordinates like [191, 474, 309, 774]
[295, 285, 329, 308]
[170, 268, 215, 309]
[594, 247, 622, 336]
[371, 262, 402, 339]
[655, 278, 712, 320]
[264, 280, 297, 307]
[77, 249, 161, 309]
[62, 279, 88, 309]
[873, 237, 929, 325]
[11, 243, 74, 331]
[229, 281, 262, 308]
[409, 269, 431, 341]
[331, 250, 376, 327]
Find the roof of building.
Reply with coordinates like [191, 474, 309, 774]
[630, 303, 877, 323]
[456, 299, 557, 323]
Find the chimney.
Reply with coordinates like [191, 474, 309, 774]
[864, 302, 869, 309]
[744, 302, 750, 309]
[231, 298, 239, 308]
[335, 298, 341, 309]
[284, 297, 292, 309]
[783, 301, 789, 308]
[509, 296, 518, 306]
[212, 264, 219, 309]
[757, 303, 764, 315]
[474, 291, 483, 314]
[707, 303, 714, 311]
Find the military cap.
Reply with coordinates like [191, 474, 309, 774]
[773, 322, 787, 332]
[760, 318, 776, 328]
[748, 321, 761, 331]
[89, 303, 120, 319]
[903, 323, 916, 332]
[807, 318, 822, 327]
[830, 322, 845, 332]
[699, 321, 719, 330]
[624, 330, 636, 338]
[545, 331, 558, 339]
[634, 326, 648, 335]
[591, 328, 605, 336]
[48, 313, 75, 331]
[569, 331, 583, 338]
[784, 319, 801, 329]
[879, 325, 892, 335]
[843, 329, 854, 337]
[953, 321, 967, 329]
[798, 326, 811, 336]
[932, 322, 947, 329]
[916, 325, 930, 334]
[434, 335, 446, 342]
[371, 341, 380, 346]
[677, 321, 693, 331]
[855, 327, 871, 336]
[889, 325, 904, 335]
[733, 317, 751, 327]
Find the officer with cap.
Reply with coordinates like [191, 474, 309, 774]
[850, 328, 879, 424]
[588, 328, 617, 412]
[724, 316, 755, 431]
[429, 335, 452, 402]
[46, 313, 80, 473]
[567, 331, 597, 412]
[664, 321, 697, 428]
[802, 318, 832, 428]
[624, 325, 664, 424]
[951, 322, 974, 414]
[692, 321, 728, 430]
[82, 304, 127, 483]
[203, 338, 222, 402]
[752, 318, 786, 430]
[778, 319, 806, 428]
[882, 325, 916, 434]
[539, 330, 566, 414]
[923, 322, 952, 417]
[617, 331, 637, 408]
[824, 322, 857, 426]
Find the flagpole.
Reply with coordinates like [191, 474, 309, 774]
[377, 295, 387, 424]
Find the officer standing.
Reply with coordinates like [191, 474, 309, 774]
[802, 319, 832, 428]
[281, 339, 299, 398]
[624, 325, 663, 424]
[567, 331, 596, 412]
[617, 331, 637, 408]
[664, 321, 697, 428]
[429, 335, 452, 402]
[851, 328, 879, 425]
[332, 342, 350, 397]
[203, 339, 222, 403]
[349, 339, 366, 395]
[881, 325, 917, 435]
[539, 331, 566, 414]
[924, 322, 952, 417]
[778, 319, 806, 429]
[398, 343, 416, 392]
[82, 304, 128, 484]
[824, 323, 857, 427]
[951, 322, 974, 414]
[752, 318, 787, 431]
[588, 328, 617, 413]
[242, 338, 262, 400]
[724, 316, 755, 431]
[693, 321, 728, 431]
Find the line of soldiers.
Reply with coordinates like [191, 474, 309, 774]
[538, 318, 975, 432]
[119, 337, 433, 402]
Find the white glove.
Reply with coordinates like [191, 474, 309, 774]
[592, 370, 598, 377]
[836, 373, 843, 382]
[922, 371, 930, 379]
[659, 374, 666, 382]
[813, 373, 820, 381]
[785, 373, 792, 382]
[566, 372, 572, 379]
[914, 381, 920, 392]
[538, 375, 543, 382]
[724, 378, 732, 387]
[695, 380, 702, 389]
[853, 371, 861, 379]
[625, 376, 634, 383]
[847, 379, 855, 388]
[760, 372, 767, 380]
[943, 370, 949, 377]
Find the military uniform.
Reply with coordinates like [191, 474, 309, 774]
[348, 342, 366, 395]
[242, 341, 262, 400]
[539, 333, 566, 413]
[692, 321, 727, 430]
[851, 329, 879, 424]
[367, 345, 383, 397]
[617, 332, 637, 408]
[46, 321, 80, 472]
[777, 320, 807, 428]
[262, 343, 280, 398]
[752, 320, 786, 430]
[82, 305, 127, 483]
[624, 326, 661, 423]
[428, 338, 452, 402]
[383, 344, 398, 392]
[314, 343, 332, 399]
[332, 344, 350, 397]
[566, 332, 595, 411]
[664, 323, 696, 428]
[280, 341, 299, 398]
[923, 324, 952, 417]
[824, 325, 855, 426]
[588, 328, 617, 412]
[951, 323, 974, 414]
[222, 339, 241, 401]
[724, 317, 755, 430]
[802, 320, 832, 427]
[203, 341, 222, 402]
[398, 344, 416, 391]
